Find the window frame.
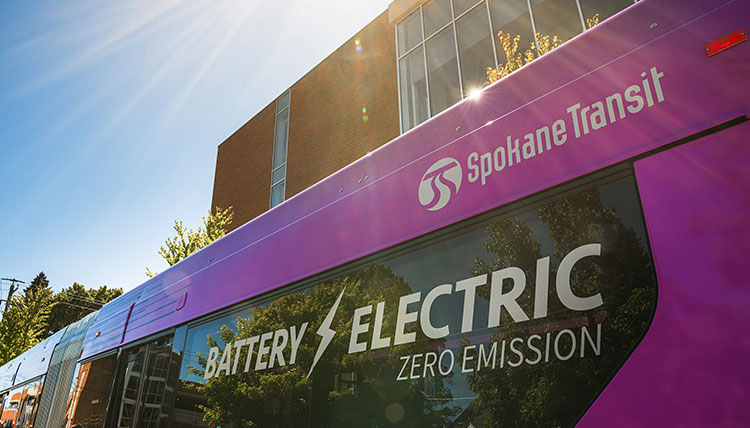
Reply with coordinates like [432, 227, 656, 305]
[395, 0, 637, 133]
[270, 91, 291, 209]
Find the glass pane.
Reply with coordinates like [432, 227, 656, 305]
[398, 46, 429, 131]
[175, 175, 656, 427]
[426, 26, 461, 115]
[397, 9, 423, 56]
[116, 345, 148, 428]
[423, 0, 452, 38]
[276, 91, 290, 114]
[6, 378, 44, 428]
[453, 0, 483, 16]
[272, 164, 286, 185]
[489, 0, 535, 63]
[63, 355, 118, 428]
[272, 108, 289, 170]
[135, 337, 178, 428]
[270, 180, 285, 208]
[531, 0, 584, 43]
[456, 4, 495, 96]
[580, 0, 633, 25]
[174, 308, 252, 428]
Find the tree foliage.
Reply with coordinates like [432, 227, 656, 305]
[189, 265, 457, 427]
[146, 206, 234, 277]
[466, 184, 655, 427]
[486, 14, 599, 84]
[44, 282, 123, 337]
[0, 272, 56, 365]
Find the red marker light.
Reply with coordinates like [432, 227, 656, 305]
[705, 29, 747, 56]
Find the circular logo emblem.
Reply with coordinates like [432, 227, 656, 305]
[418, 158, 462, 211]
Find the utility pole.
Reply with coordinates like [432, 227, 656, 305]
[1, 278, 24, 313]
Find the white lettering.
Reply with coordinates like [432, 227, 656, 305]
[554, 329, 577, 361]
[420, 284, 452, 339]
[269, 328, 288, 368]
[204, 346, 219, 379]
[556, 243, 603, 311]
[349, 305, 372, 353]
[462, 345, 476, 373]
[371, 302, 391, 349]
[243, 336, 259, 372]
[394, 292, 421, 345]
[255, 332, 273, 370]
[217, 343, 232, 376]
[488, 267, 529, 327]
[456, 274, 486, 333]
[289, 323, 307, 364]
[397, 356, 410, 381]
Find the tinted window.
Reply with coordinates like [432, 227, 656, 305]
[531, 0, 584, 42]
[63, 355, 118, 428]
[397, 10, 423, 56]
[456, 3, 496, 96]
[1, 378, 44, 428]
[177, 175, 656, 427]
[108, 336, 179, 428]
[580, 0, 634, 24]
[398, 46, 429, 130]
[426, 27, 461, 115]
[489, 0, 535, 61]
[423, 0, 452, 38]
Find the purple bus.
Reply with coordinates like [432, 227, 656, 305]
[1, 0, 748, 426]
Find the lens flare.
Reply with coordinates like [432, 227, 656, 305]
[361, 106, 368, 122]
[355, 38, 363, 53]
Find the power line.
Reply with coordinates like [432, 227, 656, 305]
[64, 294, 107, 306]
[56, 301, 101, 312]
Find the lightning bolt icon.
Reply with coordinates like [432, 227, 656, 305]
[307, 286, 346, 379]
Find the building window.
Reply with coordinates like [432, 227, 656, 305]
[396, 0, 636, 133]
[271, 91, 290, 208]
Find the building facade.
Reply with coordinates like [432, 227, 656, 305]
[211, 0, 636, 231]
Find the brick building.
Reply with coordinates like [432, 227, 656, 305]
[211, 0, 635, 231]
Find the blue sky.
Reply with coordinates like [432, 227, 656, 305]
[0, 0, 391, 296]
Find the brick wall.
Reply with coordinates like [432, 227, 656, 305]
[211, 10, 400, 232]
[286, 11, 400, 199]
[211, 103, 276, 230]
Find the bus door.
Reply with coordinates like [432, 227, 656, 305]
[108, 335, 180, 428]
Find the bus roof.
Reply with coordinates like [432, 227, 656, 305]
[80, 0, 749, 360]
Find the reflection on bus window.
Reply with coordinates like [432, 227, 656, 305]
[62, 355, 118, 428]
[173, 175, 656, 428]
[109, 335, 180, 428]
[0, 378, 44, 428]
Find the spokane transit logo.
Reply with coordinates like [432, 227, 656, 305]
[418, 158, 462, 211]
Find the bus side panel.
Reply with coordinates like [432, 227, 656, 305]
[579, 121, 750, 426]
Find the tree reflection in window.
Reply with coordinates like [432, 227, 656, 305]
[179, 176, 656, 428]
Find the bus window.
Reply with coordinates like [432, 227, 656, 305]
[173, 308, 252, 428]
[62, 354, 118, 428]
[108, 335, 180, 428]
[176, 174, 656, 427]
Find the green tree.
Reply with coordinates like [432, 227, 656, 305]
[44, 283, 123, 337]
[146, 206, 234, 277]
[0, 272, 56, 365]
[26, 271, 50, 295]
